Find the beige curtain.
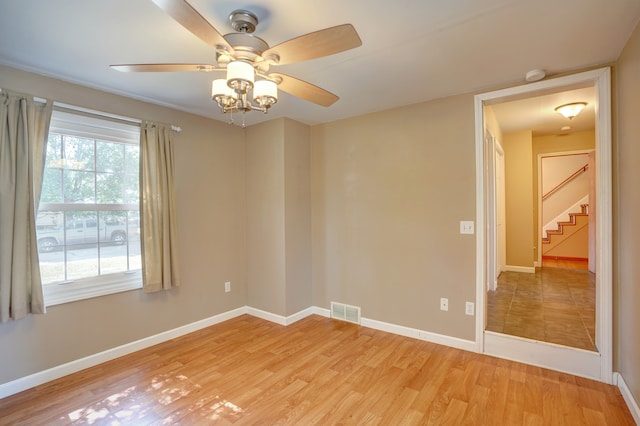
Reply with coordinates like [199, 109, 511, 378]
[140, 121, 180, 292]
[0, 90, 52, 322]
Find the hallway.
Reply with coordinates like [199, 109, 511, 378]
[486, 267, 596, 351]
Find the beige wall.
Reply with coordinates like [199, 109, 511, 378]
[310, 94, 477, 340]
[245, 120, 286, 315]
[533, 130, 595, 155]
[245, 118, 312, 316]
[284, 119, 312, 315]
[503, 130, 534, 267]
[484, 105, 504, 144]
[615, 19, 640, 406]
[0, 65, 247, 384]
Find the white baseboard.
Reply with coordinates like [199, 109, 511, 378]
[311, 305, 476, 352]
[285, 307, 317, 325]
[295, 306, 476, 352]
[360, 317, 477, 352]
[245, 306, 288, 325]
[313, 306, 331, 317]
[503, 265, 536, 274]
[245, 306, 318, 326]
[0, 307, 248, 399]
[615, 372, 640, 424]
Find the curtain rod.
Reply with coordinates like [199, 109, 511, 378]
[1, 91, 183, 133]
[52, 102, 182, 133]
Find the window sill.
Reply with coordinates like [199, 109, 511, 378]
[43, 271, 142, 307]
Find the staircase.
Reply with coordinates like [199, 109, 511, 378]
[542, 204, 589, 259]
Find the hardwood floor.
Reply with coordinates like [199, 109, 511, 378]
[542, 258, 589, 270]
[0, 315, 633, 425]
[486, 267, 596, 351]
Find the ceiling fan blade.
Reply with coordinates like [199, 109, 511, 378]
[111, 63, 219, 72]
[269, 73, 339, 107]
[151, 0, 233, 53]
[263, 24, 362, 65]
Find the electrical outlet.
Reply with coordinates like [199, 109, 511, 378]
[225, 281, 231, 293]
[440, 298, 448, 311]
[465, 301, 475, 316]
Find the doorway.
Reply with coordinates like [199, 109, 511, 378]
[539, 150, 595, 272]
[487, 131, 597, 352]
[473, 67, 612, 383]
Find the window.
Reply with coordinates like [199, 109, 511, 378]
[37, 107, 142, 305]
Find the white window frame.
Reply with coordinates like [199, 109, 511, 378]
[40, 104, 143, 306]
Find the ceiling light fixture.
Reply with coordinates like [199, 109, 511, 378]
[113, 6, 362, 129]
[555, 102, 587, 120]
[212, 60, 278, 127]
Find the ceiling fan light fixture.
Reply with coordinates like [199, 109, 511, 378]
[227, 61, 254, 93]
[253, 80, 278, 109]
[555, 102, 587, 119]
[113, 3, 363, 126]
[212, 78, 237, 107]
[213, 62, 278, 119]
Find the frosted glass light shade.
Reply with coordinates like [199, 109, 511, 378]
[555, 102, 587, 119]
[212, 79, 235, 97]
[212, 79, 237, 106]
[253, 80, 278, 107]
[227, 61, 254, 92]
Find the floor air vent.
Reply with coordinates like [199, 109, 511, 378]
[330, 301, 361, 324]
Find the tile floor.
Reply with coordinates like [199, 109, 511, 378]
[486, 267, 596, 351]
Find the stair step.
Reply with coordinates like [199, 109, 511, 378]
[543, 211, 589, 244]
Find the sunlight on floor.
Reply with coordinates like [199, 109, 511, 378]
[60, 372, 246, 424]
[67, 406, 109, 423]
[65, 385, 138, 424]
[160, 395, 245, 424]
[206, 399, 244, 421]
[151, 374, 199, 406]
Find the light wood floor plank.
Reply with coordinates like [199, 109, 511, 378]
[0, 314, 634, 425]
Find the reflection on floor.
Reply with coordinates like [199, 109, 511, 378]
[486, 267, 596, 351]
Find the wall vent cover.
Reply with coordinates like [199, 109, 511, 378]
[330, 301, 361, 324]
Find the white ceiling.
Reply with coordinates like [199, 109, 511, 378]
[1, 0, 639, 130]
[491, 86, 596, 137]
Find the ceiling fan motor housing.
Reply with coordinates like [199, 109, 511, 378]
[223, 10, 271, 67]
[229, 10, 258, 33]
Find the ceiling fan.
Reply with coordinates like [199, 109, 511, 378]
[111, 0, 362, 119]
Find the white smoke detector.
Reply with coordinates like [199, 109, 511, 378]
[525, 69, 546, 82]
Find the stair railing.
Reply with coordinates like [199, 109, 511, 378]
[542, 164, 589, 201]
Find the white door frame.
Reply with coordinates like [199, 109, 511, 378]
[474, 67, 612, 383]
[486, 133, 505, 292]
[486, 131, 497, 292]
[496, 143, 506, 278]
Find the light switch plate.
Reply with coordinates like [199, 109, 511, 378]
[460, 221, 474, 234]
[465, 301, 475, 316]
